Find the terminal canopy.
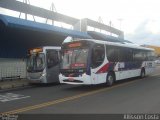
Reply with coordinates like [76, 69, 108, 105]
[0, 14, 91, 58]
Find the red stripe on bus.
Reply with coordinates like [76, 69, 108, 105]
[96, 63, 110, 73]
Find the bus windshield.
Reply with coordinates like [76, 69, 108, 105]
[27, 53, 45, 72]
[61, 48, 89, 69]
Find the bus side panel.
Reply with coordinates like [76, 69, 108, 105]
[118, 69, 141, 80]
[46, 50, 60, 83]
[144, 61, 156, 75]
[114, 62, 142, 80]
[90, 44, 107, 84]
[46, 65, 59, 83]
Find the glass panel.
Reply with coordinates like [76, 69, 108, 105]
[27, 53, 45, 72]
[61, 48, 89, 69]
[47, 50, 59, 69]
[92, 44, 105, 68]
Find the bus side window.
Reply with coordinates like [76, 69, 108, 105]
[133, 50, 144, 61]
[119, 48, 133, 62]
[91, 44, 105, 68]
[147, 51, 156, 61]
[106, 45, 119, 62]
[47, 50, 59, 69]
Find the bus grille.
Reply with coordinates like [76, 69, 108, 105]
[63, 79, 83, 83]
[61, 73, 81, 77]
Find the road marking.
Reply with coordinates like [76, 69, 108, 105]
[1, 79, 140, 114]
[151, 74, 160, 77]
[1, 74, 160, 114]
[0, 93, 30, 102]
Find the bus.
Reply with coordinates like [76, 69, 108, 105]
[59, 39, 156, 85]
[27, 46, 61, 83]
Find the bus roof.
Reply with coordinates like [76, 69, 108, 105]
[42, 46, 61, 50]
[71, 39, 154, 51]
[31, 46, 61, 51]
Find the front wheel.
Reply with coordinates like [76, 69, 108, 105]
[106, 73, 115, 86]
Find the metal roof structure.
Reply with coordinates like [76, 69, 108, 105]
[0, 0, 79, 25]
[0, 14, 91, 39]
[0, 0, 124, 58]
[0, 14, 91, 58]
[75, 19, 124, 39]
[87, 31, 131, 43]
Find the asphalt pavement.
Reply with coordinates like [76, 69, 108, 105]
[0, 66, 160, 114]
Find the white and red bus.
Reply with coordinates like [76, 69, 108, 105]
[59, 39, 155, 85]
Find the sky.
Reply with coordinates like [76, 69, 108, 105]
[1, 0, 160, 46]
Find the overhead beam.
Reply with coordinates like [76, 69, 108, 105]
[0, 0, 79, 25]
[86, 19, 124, 37]
[0, 0, 124, 38]
[74, 18, 124, 38]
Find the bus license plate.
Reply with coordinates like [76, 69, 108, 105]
[68, 77, 74, 81]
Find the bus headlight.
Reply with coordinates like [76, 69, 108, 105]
[82, 73, 86, 76]
[41, 73, 46, 77]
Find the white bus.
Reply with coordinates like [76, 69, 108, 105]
[27, 46, 61, 83]
[59, 39, 156, 85]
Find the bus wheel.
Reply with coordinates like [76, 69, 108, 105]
[106, 72, 115, 86]
[140, 68, 145, 78]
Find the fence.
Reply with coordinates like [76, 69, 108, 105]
[0, 59, 26, 81]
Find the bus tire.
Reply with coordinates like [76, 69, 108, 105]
[106, 72, 115, 86]
[140, 68, 145, 78]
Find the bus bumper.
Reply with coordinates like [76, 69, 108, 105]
[59, 73, 92, 85]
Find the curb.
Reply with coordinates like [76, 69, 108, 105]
[0, 80, 29, 91]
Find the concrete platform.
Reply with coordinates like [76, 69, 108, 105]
[0, 79, 29, 91]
